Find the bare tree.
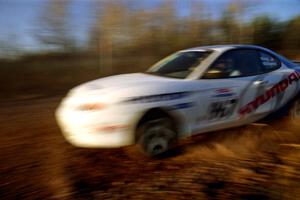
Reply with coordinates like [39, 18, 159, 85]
[0, 34, 21, 59]
[283, 16, 300, 56]
[35, 0, 76, 51]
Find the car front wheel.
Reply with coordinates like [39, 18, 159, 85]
[137, 118, 177, 157]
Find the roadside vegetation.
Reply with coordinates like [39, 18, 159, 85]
[1, 1, 300, 100]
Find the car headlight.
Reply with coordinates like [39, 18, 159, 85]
[77, 103, 107, 111]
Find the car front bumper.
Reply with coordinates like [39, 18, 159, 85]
[55, 102, 136, 148]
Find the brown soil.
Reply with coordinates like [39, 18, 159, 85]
[1, 97, 300, 199]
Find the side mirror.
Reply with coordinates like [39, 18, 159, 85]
[202, 69, 224, 79]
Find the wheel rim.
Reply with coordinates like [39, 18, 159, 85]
[141, 119, 176, 156]
[147, 135, 168, 156]
[292, 100, 300, 120]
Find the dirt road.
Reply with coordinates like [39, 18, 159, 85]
[1, 97, 300, 199]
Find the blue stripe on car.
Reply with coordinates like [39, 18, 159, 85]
[126, 92, 191, 103]
[169, 102, 194, 110]
[213, 93, 235, 97]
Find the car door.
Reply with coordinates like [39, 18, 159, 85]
[191, 49, 270, 134]
[252, 50, 299, 113]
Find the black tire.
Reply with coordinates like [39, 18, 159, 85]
[289, 98, 300, 129]
[137, 118, 177, 157]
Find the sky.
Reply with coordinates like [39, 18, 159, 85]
[0, 0, 299, 52]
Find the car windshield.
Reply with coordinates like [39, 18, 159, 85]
[147, 51, 212, 79]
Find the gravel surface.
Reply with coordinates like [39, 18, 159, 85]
[1, 97, 300, 199]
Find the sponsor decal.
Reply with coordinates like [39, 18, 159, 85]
[217, 88, 231, 93]
[213, 88, 235, 98]
[239, 71, 300, 116]
[126, 92, 191, 103]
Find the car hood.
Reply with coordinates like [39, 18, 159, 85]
[69, 73, 183, 97]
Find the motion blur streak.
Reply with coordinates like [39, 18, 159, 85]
[1, 0, 300, 199]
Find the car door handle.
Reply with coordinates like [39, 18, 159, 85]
[254, 80, 269, 85]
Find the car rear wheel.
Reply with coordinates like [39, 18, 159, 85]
[289, 98, 300, 127]
[137, 118, 177, 157]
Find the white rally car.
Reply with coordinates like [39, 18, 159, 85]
[56, 45, 300, 156]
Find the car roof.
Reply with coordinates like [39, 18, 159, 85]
[182, 44, 269, 52]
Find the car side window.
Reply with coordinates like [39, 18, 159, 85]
[258, 51, 281, 72]
[202, 49, 263, 79]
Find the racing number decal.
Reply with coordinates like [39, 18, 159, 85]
[208, 99, 238, 120]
